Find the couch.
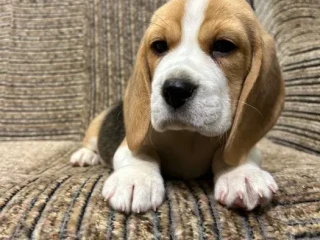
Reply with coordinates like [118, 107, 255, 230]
[1, 0, 319, 239]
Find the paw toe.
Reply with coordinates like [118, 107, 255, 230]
[214, 166, 278, 210]
[103, 167, 165, 213]
[70, 148, 101, 167]
[151, 183, 165, 210]
[108, 186, 133, 213]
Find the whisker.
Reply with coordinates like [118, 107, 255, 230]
[218, 132, 227, 144]
[223, 132, 228, 143]
[116, 109, 123, 120]
[148, 126, 156, 149]
[241, 102, 263, 116]
[231, 99, 263, 117]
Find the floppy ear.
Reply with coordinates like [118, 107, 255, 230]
[223, 29, 285, 166]
[123, 40, 151, 152]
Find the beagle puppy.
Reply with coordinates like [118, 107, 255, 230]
[70, 0, 285, 213]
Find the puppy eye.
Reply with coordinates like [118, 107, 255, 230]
[212, 39, 236, 56]
[151, 40, 168, 55]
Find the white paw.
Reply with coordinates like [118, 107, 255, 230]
[214, 163, 278, 210]
[102, 165, 165, 213]
[70, 147, 101, 167]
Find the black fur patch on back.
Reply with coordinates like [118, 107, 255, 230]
[97, 102, 125, 164]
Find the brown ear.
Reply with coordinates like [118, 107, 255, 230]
[123, 41, 151, 152]
[223, 29, 285, 166]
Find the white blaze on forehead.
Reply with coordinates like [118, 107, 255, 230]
[150, 0, 231, 136]
[182, 0, 208, 48]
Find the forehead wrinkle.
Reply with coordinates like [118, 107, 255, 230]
[203, 19, 247, 42]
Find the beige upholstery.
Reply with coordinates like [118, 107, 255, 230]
[0, 0, 319, 238]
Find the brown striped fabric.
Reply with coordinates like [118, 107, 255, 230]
[0, 0, 167, 141]
[254, 0, 320, 155]
[1, 139, 320, 239]
[1, 0, 320, 239]
[0, 0, 89, 141]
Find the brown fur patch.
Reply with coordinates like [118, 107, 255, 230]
[83, 110, 108, 147]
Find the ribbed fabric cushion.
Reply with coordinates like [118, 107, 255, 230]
[1, 139, 320, 239]
[0, 0, 167, 141]
[0, 1, 320, 239]
[0, 0, 88, 141]
[254, 0, 320, 155]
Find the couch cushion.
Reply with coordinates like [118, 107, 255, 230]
[0, 139, 320, 239]
[254, 0, 320, 155]
[0, 141, 79, 175]
[0, 0, 167, 141]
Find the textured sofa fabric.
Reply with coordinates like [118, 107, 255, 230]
[0, 0, 165, 141]
[0, 0, 320, 239]
[1, 140, 320, 239]
[254, 0, 320, 155]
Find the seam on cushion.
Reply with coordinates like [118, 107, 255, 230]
[12, 175, 71, 239]
[105, 210, 115, 239]
[241, 214, 253, 240]
[76, 175, 103, 238]
[29, 175, 72, 239]
[256, 215, 268, 240]
[199, 181, 222, 240]
[0, 177, 39, 213]
[153, 210, 160, 240]
[165, 181, 176, 240]
[194, 181, 219, 239]
[59, 177, 91, 239]
[185, 182, 204, 240]
[11, 184, 52, 238]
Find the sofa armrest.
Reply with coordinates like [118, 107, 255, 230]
[253, 0, 320, 155]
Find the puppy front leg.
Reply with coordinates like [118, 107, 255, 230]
[70, 110, 107, 167]
[212, 147, 278, 210]
[102, 139, 165, 213]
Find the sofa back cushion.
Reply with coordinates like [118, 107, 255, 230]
[0, 0, 166, 141]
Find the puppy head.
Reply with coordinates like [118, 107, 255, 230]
[124, 0, 285, 165]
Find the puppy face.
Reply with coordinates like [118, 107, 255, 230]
[124, 0, 284, 165]
[145, 0, 251, 137]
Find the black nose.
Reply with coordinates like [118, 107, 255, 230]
[162, 79, 197, 109]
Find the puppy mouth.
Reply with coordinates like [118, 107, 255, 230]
[151, 105, 228, 137]
[157, 118, 191, 132]
[153, 114, 217, 135]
